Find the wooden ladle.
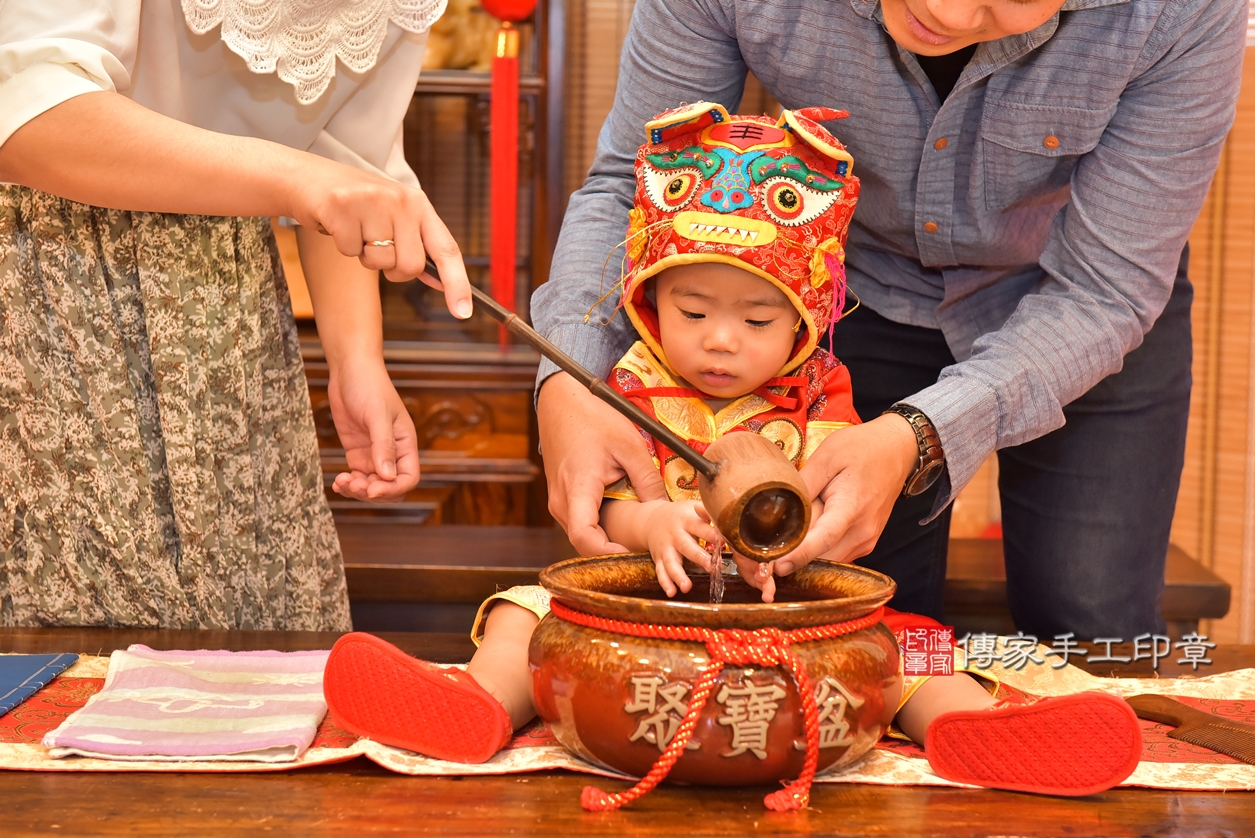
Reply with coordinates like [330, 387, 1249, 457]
[433, 267, 811, 560]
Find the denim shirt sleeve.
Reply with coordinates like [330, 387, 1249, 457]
[529, 0, 748, 387]
[906, 0, 1247, 511]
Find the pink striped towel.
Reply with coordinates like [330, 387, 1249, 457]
[43, 645, 330, 762]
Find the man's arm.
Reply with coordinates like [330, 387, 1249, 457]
[531, 0, 754, 553]
[907, 0, 1247, 504]
[781, 0, 1247, 572]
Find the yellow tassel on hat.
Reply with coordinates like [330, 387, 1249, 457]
[626, 207, 649, 265]
[809, 238, 845, 289]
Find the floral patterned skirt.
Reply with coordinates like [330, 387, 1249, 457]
[0, 187, 350, 630]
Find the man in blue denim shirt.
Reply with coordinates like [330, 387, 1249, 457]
[531, 0, 1247, 637]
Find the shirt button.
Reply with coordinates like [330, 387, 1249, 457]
[923, 221, 939, 234]
[933, 137, 948, 150]
[1043, 135, 1060, 150]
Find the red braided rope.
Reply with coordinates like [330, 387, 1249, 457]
[550, 601, 885, 812]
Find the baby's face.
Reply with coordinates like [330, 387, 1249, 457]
[654, 263, 798, 400]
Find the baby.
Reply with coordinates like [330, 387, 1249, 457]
[323, 104, 1142, 797]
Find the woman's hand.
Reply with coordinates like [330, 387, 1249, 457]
[327, 358, 421, 501]
[772, 414, 919, 576]
[295, 227, 419, 502]
[539, 373, 671, 554]
[287, 159, 472, 320]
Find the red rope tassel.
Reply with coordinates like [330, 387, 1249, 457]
[490, 24, 520, 348]
[550, 601, 885, 812]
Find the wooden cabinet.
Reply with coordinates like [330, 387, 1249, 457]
[300, 0, 564, 528]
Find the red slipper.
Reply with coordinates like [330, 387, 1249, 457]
[924, 692, 1142, 796]
[323, 632, 512, 763]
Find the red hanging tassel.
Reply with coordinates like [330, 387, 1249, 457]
[484, 0, 535, 347]
[489, 23, 520, 348]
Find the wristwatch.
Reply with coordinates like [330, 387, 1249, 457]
[882, 403, 945, 497]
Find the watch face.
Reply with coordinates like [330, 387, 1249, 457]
[906, 459, 945, 496]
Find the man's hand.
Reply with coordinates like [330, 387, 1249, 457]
[538, 372, 669, 555]
[327, 359, 421, 502]
[730, 553, 777, 603]
[773, 414, 919, 576]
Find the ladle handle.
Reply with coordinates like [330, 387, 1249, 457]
[426, 260, 719, 482]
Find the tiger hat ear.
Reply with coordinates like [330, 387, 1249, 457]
[778, 107, 855, 176]
[644, 102, 732, 145]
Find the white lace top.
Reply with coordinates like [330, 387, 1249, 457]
[0, 0, 447, 186]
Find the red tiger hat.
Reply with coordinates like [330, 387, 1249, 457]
[620, 101, 861, 375]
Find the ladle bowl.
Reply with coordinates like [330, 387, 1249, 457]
[698, 432, 811, 560]
[530, 554, 899, 786]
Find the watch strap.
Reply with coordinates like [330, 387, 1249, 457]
[883, 403, 945, 497]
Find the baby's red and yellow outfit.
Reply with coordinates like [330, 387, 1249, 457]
[470, 340, 861, 642]
[474, 101, 865, 637]
[601, 341, 858, 503]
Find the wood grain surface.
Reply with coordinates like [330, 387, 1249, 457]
[6, 764, 1254, 837]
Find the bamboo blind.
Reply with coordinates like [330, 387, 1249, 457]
[1169, 53, 1255, 643]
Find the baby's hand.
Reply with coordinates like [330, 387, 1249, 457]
[646, 500, 721, 598]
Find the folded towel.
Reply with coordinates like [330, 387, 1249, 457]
[43, 645, 330, 762]
[0, 653, 78, 717]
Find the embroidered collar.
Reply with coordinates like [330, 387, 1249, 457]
[614, 342, 787, 443]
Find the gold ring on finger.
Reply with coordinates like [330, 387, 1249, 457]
[366, 239, 395, 247]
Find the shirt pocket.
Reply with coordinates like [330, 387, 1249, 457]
[980, 101, 1116, 213]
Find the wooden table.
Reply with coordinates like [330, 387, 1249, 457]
[3, 628, 1253, 836]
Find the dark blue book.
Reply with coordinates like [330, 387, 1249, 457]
[0, 653, 79, 717]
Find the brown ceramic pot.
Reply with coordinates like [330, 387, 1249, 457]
[530, 554, 899, 786]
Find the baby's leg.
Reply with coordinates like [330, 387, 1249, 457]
[898, 675, 1143, 796]
[894, 673, 996, 744]
[323, 620, 533, 764]
[468, 602, 540, 729]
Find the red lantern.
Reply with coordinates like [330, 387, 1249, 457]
[481, 0, 535, 21]
[485, 0, 537, 346]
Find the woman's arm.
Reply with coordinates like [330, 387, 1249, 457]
[0, 90, 457, 498]
[0, 91, 470, 307]
[296, 228, 419, 501]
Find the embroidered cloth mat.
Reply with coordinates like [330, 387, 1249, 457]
[1, 654, 1252, 791]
